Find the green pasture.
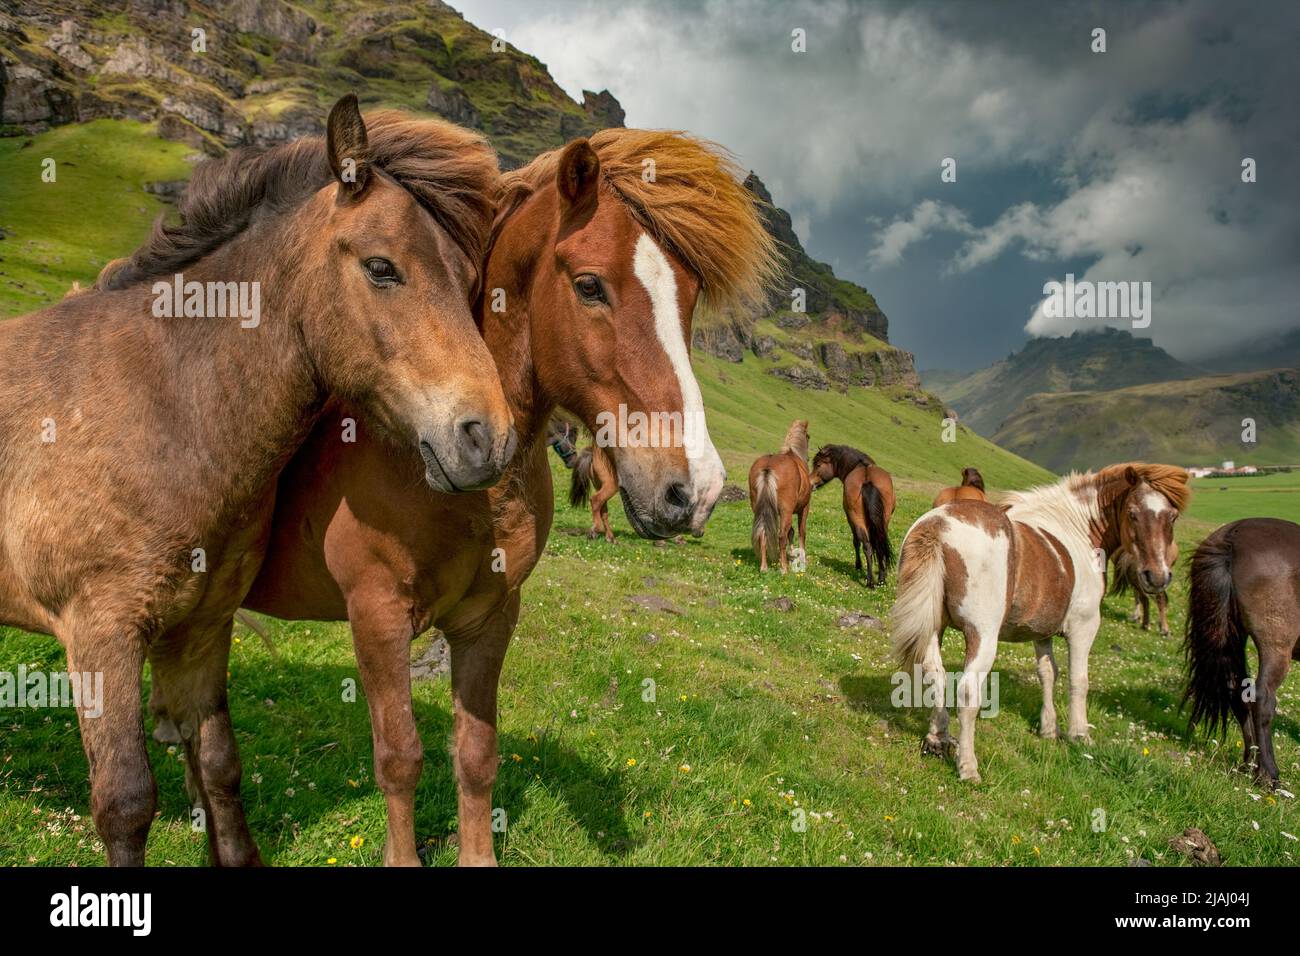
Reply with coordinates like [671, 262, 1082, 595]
[1188, 471, 1300, 526]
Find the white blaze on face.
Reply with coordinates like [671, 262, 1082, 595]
[632, 232, 726, 525]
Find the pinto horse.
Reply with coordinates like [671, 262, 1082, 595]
[1184, 518, 1300, 787]
[569, 442, 621, 541]
[0, 96, 513, 865]
[236, 129, 779, 865]
[891, 463, 1189, 782]
[932, 467, 986, 508]
[810, 444, 895, 585]
[748, 420, 812, 573]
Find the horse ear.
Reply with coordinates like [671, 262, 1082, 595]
[327, 94, 370, 200]
[1124, 465, 1140, 486]
[556, 139, 600, 209]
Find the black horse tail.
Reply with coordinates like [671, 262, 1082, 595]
[862, 480, 893, 574]
[568, 447, 594, 508]
[1182, 534, 1247, 735]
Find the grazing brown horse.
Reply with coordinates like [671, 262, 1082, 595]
[0, 96, 513, 865]
[237, 129, 779, 865]
[569, 442, 621, 541]
[1184, 518, 1300, 787]
[748, 420, 812, 573]
[810, 444, 895, 585]
[892, 463, 1189, 782]
[932, 467, 986, 508]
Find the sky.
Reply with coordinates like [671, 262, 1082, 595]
[454, 0, 1300, 371]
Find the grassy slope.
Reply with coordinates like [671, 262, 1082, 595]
[2, 122, 1295, 868]
[0, 121, 195, 316]
[993, 370, 1300, 473]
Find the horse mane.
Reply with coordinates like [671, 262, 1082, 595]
[780, 419, 809, 460]
[1003, 462, 1191, 549]
[498, 128, 782, 314]
[813, 443, 874, 472]
[961, 467, 986, 492]
[99, 111, 498, 292]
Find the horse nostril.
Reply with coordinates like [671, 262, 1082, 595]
[664, 482, 691, 512]
[457, 418, 492, 468]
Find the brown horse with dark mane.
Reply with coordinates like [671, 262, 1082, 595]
[748, 420, 812, 573]
[1184, 517, 1300, 787]
[569, 442, 621, 541]
[233, 129, 779, 865]
[810, 444, 895, 585]
[0, 96, 513, 865]
[932, 467, 986, 508]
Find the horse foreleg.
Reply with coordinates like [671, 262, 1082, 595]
[1033, 638, 1059, 739]
[1065, 617, 1099, 742]
[61, 614, 156, 866]
[447, 596, 518, 866]
[592, 484, 616, 543]
[349, 594, 424, 867]
[1156, 592, 1170, 636]
[151, 618, 261, 866]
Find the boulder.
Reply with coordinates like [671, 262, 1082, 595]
[767, 364, 829, 391]
[426, 82, 480, 129]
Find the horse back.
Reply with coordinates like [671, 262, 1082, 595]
[1003, 521, 1075, 640]
[1216, 518, 1300, 651]
[748, 452, 810, 510]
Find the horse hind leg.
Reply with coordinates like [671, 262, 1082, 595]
[1034, 638, 1060, 739]
[956, 625, 999, 783]
[919, 636, 956, 758]
[60, 613, 157, 866]
[1252, 642, 1291, 787]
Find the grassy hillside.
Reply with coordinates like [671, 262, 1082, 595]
[936, 328, 1197, 438]
[0, 120, 193, 315]
[993, 369, 1300, 473]
[5, 451, 1298, 866]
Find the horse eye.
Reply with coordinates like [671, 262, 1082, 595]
[574, 274, 605, 303]
[364, 257, 399, 286]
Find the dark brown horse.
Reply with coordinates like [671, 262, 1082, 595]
[1184, 517, 1300, 787]
[569, 442, 621, 541]
[810, 444, 895, 585]
[748, 420, 812, 573]
[0, 96, 513, 865]
[932, 467, 986, 508]
[235, 129, 779, 866]
[893, 464, 1189, 782]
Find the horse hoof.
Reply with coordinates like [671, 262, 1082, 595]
[958, 768, 981, 784]
[921, 734, 957, 758]
[1040, 725, 1060, 741]
[1069, 732, 1093, 745]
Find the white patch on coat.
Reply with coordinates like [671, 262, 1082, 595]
[632, 232, 725, 517]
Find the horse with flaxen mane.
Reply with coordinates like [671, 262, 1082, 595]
[932, 467, 986, 508]
[749, 420, 812, 573]
[1183, 518, 1300, 788]
[891, 463, 1189, 783]
[0, 96, 513, 865]
[236, 128, 780, 865]
[570, 441, 621, 541]
[810, 444, 895, 585]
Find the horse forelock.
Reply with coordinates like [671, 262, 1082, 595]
[101, 111, 498, 292]
[500, 128, 782, 315]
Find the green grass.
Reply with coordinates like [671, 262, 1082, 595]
[3, 463, 1295, 866]
[0, 120, 194, 316]
[1189, 471, 1300, 526]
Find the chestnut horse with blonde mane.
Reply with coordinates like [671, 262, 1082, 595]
[748, 420, 812, 573]
[0, 96, 513, 865]
[232, 129, 779, 865]
[569, 442, 621, 541]
[892, 463, 1189, 783]
[810, 444, 895, 585]
[932, 467, 986, 508]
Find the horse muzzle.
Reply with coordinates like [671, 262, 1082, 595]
[1137, 567, 1173, 594]
[419, 418, 517, 493]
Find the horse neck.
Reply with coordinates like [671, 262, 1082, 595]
[479, 192, 554, 452]
[781, 427, 808, 462]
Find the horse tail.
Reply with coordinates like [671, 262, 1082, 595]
[234, 610, 278, 658]
[1182, 533, 1247, 736]
[863, 480, 893, 573]
[891, 518, 946, 673]
[569, 447, 594, 508]
[751, 469, 780, 565]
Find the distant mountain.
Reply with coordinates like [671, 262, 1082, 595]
[1205, 328, 1300, 374]
[991, 368, 1300, 472]
[932, 328, 1199, 437]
